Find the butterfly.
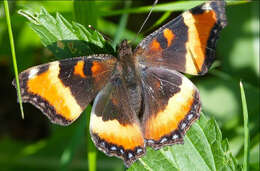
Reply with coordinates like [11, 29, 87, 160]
[13, 0, 227, 167]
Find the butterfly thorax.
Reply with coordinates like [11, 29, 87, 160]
[117, 39, 138, 83]
[116, 40, 142, 116]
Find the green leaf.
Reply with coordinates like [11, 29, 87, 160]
[18, 7, 114, 59]
[129, 114, 238, 171]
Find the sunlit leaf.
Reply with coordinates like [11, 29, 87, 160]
[18, 8, 113, 59]
[129, 114, 239, 171]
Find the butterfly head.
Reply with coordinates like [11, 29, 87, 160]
[117, 39, 133, 62]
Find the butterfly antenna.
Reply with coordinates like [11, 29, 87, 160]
[133, 0, 158, 43]
[88, 25, 112, 42]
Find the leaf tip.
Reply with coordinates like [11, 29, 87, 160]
[239, 80, 244, 88]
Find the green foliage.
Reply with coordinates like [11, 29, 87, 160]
[129, 114, 238, 171]
[99, 0, 248, 16]
[240, 81, 249, 171]
[18, 8, 114, 58]
[0, 0, 259, 171]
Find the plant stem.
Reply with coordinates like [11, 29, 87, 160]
[240, 81, 249, 171]
[4, 0, 24, 119]
[112, 1, 131, 48]
[85, 105, 96, 171]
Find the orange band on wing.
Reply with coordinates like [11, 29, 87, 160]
[183, 10, 217, 74]
[27, 62, 82, 121]
[144, 78, 195, 140]
[150, 39, 162, 52]
[91, 61, 103, 77]
[90, 115, 144, 150]
[163, 28, 175, 47]
[74, 61, 86, 78]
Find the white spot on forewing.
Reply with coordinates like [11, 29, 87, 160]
[28, 68, 39, 79]
[120, 149, 124, 154]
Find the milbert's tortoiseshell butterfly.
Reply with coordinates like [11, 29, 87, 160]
[13, 0, 227, 167]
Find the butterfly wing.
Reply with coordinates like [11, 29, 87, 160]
[135, 0, 227, 75]
[140, 66, 201, 149]
[90, 76, 145, 167]
[13, 55, 117, 125]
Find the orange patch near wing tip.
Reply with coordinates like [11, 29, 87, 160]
[74, 61, 86, 78]
[163, 28, 175, 47]
[184, 10, 217, 73]
[91, 115, 144, 150]
[150, 39, 162, 52]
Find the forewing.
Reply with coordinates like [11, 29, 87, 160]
[90, 76, 145, 167]
[135, 0, 227, 75]
[140, 66, 201, 149]
[13, 55, 117, 125]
